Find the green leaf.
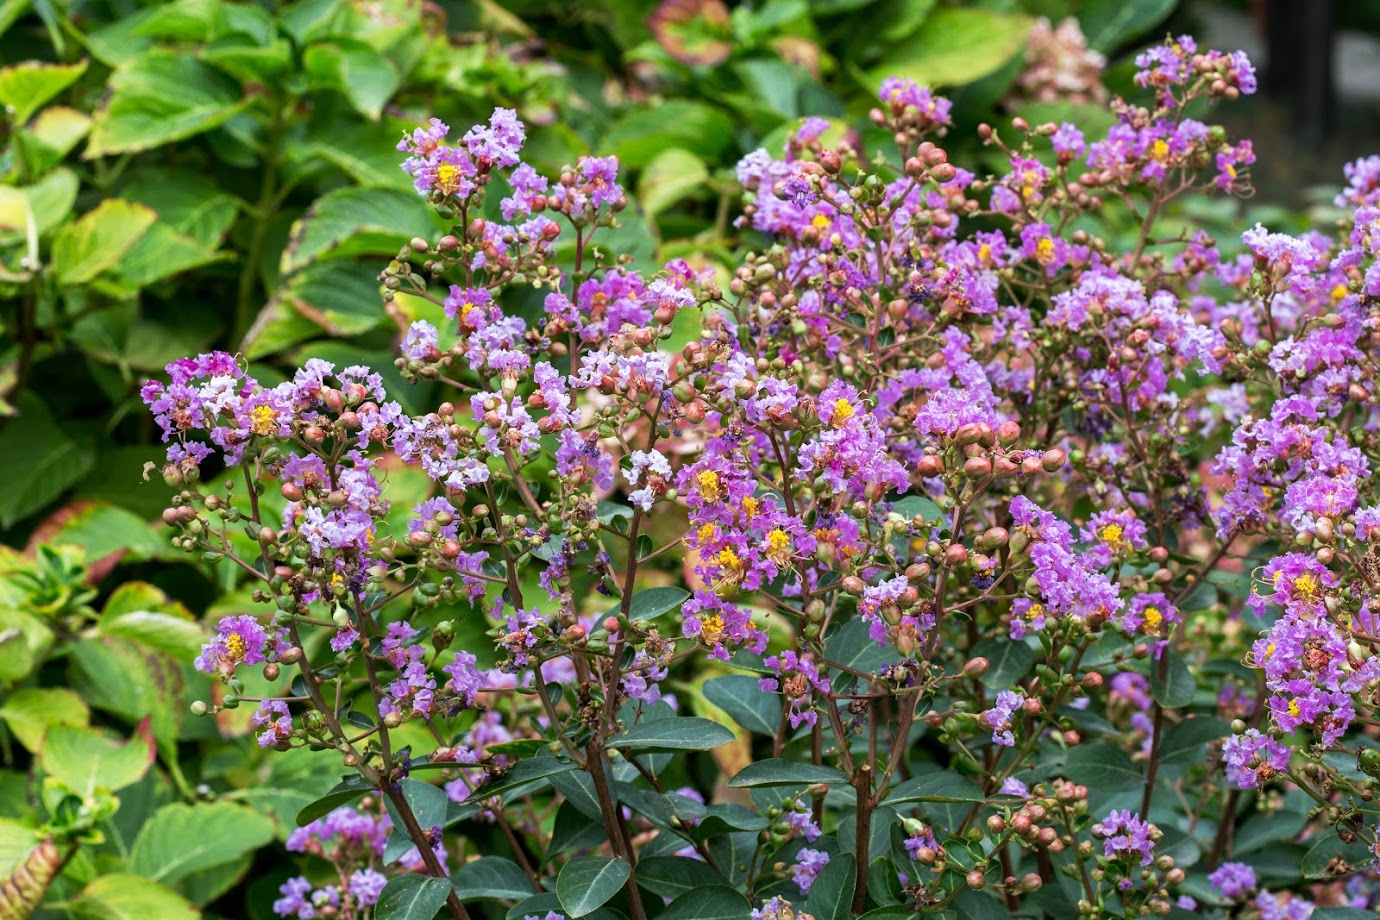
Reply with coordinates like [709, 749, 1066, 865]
[609, 716, 735, 753]
[40, 722, 155, 795]
[86, 51, 248, 157]
[884, 770, 985, 804]
[556, 856, 631, 918]
[51, 199, 157, 285]
[638, 148, 708, 218]
[303, 40, 399, 120]
[129, 802, 275, 884]
[0, 687, 88, 752]
[1060, 745, 1142, 794]
[624, 586, 691, 622]
[0, 395, 94, 528]
[49, 501, 165, 563]
[1158, 717, 1227, 766]
[1150, 651, 1195, 709]
[602, 101, 736, 170]
[656, 885, 753, 920]
[296, 776, 373, 826]
[806, 853, 855, 920]
[0, 609, 51, 682]
[279, 187, 445, 274]
[245, 262, 384, 359]
[728, 758, 849, 788]
[69, 637, 184, 751]
[16, 106, 92, 174]
[0, 59, 87, 125]
[110, 221, 227, 288]
[634, 856, 729, 900]
[1079, 0, 1176, 52]
[375, 874, 451, 920]
[864, 9, 1032, 87]
[452, 856, 533, 900]
[70, 873, 198, 920]
[1302, 831, 1373, 880]
[971, 638, 1034, 689]
[0, 167, 79, 246]
[120, 169, 237, 248]
[703, 675, 780, 735]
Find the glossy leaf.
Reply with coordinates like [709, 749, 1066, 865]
[375, 874, 451, 920]
[556, 856, 630, 918]
[609, 716, 735, 753]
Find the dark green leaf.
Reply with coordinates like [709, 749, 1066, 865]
[805, 852, 855, 920]
[609, 716, 735, 753]
[1302, 831, 1373, 880]
[451, 856, 534, 900]
[1158, 717, 1227, 766]
[303, 39, 399, 120]
[704, 675, 780, 736]
[375, 874, 451, 920]
[970, 638, 1034, 689]
[729, 758, 849, 788]
[1150, 651, 1195, 709]
[86, 51, 248, 156]
[1079, 0, 1176, 52]
[296, 776, 373, 826]
[556, 856, 631, 918]
[279, 187, 445, 274]
[656, 885, 753, 920]
[1060, 746, 1142, 793]
[634, 856, 728, 900]
[884, 771, 985, 805]
[624, 586, 691, 622]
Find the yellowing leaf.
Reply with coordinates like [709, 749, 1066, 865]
[0, 59, 87, 125]
[51, 199, 156, 286]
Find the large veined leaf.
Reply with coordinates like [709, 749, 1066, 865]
[303, 39, 399, 120]
[50, 198, 157, 286]
[40, 722, 155, 795]
[86, 51, 248, 157]
[728, 758, 849, 788]
[0, 688, 88, 753]
[279, 187, 445, 274]
[864, 9, 1032, 88]
[129, 802, 275, 884]
[609, 717, 735, 753]
[70, 873, 198, 920]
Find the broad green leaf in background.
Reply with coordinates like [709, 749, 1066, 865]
[884, 771, 986, 805]
[303, 39, 400, 120]
[634, 856, 729, 901]
[86, 51, 248, 157]
[1080, 0, 1177, 52]
[14, 106, 92, 175]
[50, 199, 157, 285]
[556, 856, 630, 918]
[40, 722, 155, 795]
[638, 148, 709, 219]
[0, 687, 89, 752]
[0, 395, 94, 528]
[970, 638, 1035, 689]
[279, 187, 445, 274]
[0, 59, 87, 125]
[70, 873, 199, 920]
[69, 637, 185, 751]
[129, 802, 276, 884]
[376, 874, 451, 920]
[602, 101, 736, 170]
[864, 9, 1032, 88]
[1150, 651, 1195, 709]
[0, 609, 51, 682]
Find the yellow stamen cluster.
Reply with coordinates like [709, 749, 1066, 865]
[1287, 699, 1301, 719]
[1150, 139, 1170, 162]
[1035, 238, 1055, 263]
[1098, 523, 1125, 547]
[225, 632, 247, 661]
[435, 162, 462, 194]
[831, 399, 854, 427]
[1142, 607, 1163, 636]
[697, 470, 722, 502]
[741, 496, 760, 518]
[1293, 573, 1320, 600]
[811, 213, 831, 229]
[699, 614, 725, 646]
[1331, 283, 1350, 302]
[249, 404, 278, 436]
[715, 548, 745, 573]
[696, 523, 716, 545]
[765, 529, 791, 563]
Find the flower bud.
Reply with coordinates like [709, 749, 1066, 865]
[963, 657, 990, 678]
[1041, 449, 1067, 472]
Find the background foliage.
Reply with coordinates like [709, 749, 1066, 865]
[0, 0, 1338, 917]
